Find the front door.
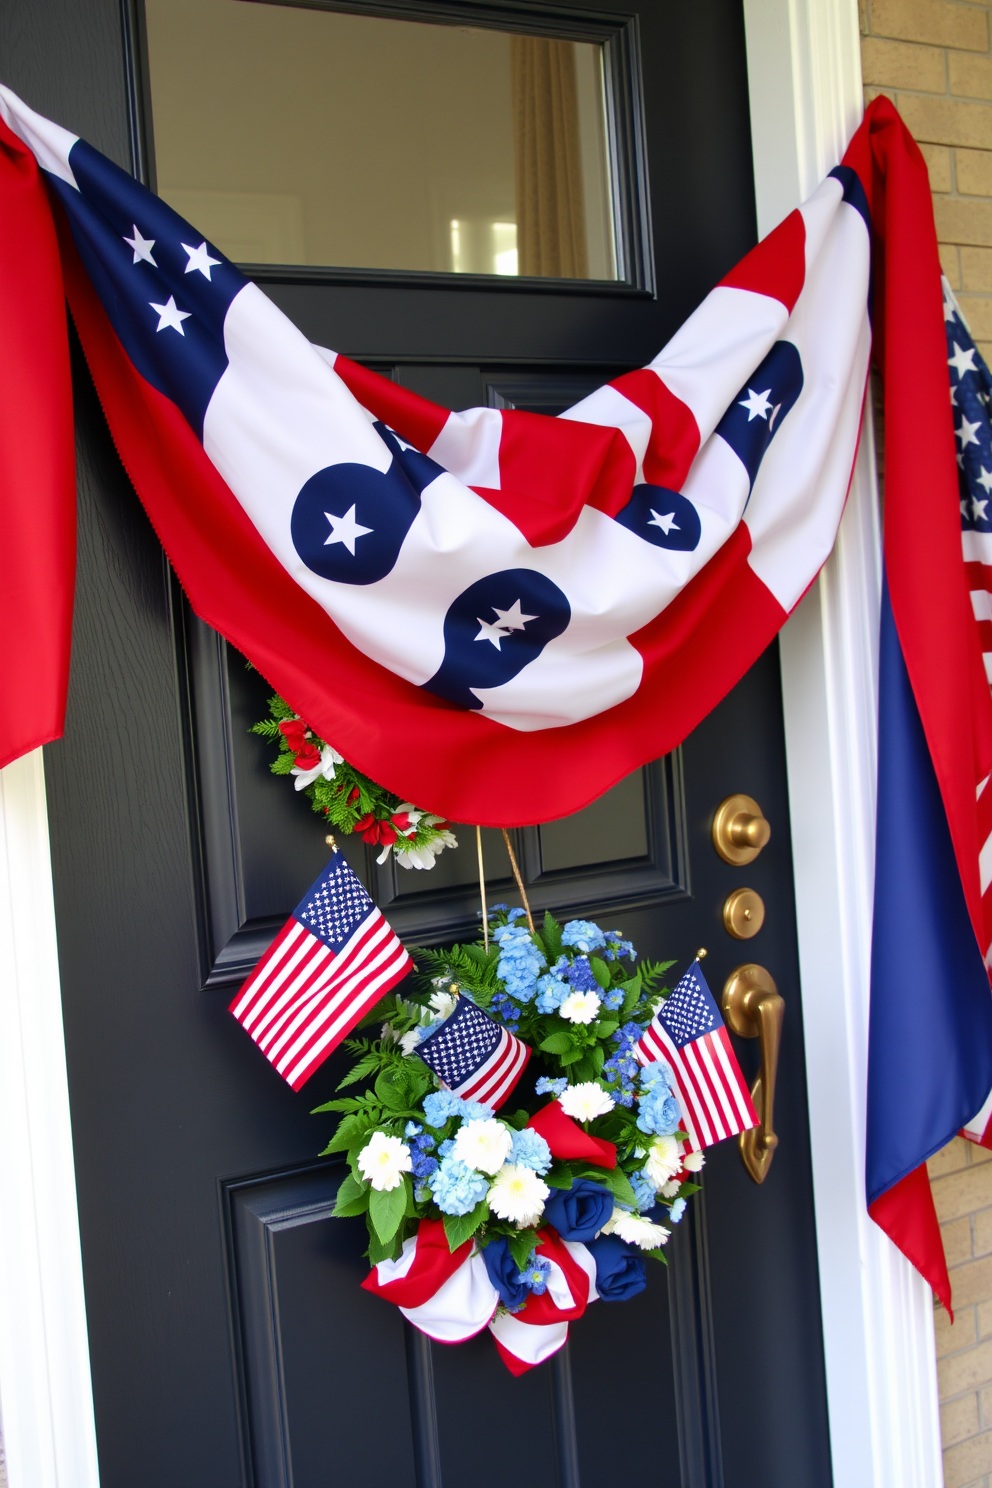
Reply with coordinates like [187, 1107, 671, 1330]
[1, 0, 832, 1483]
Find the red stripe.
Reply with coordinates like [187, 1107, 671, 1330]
[719, 206, 806, 312]
[331, 356, 449, 452]
[607, 368, 700, 491]
[257, 917, 388, 1052]
[284, 947, 412, 1088]
[270, 926, 408, 1063]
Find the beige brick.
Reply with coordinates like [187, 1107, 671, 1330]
[950, 1254, 992, 1309]
[939, 1338, 992, 1398]
[935, 196, 992, 246]
[951, 51, 992, 101]
[947, 1214, 977, 1265]
[976, 1209, 992, 1257]
[919, 141, 954, 192]
[862, 35, 946, 90]
[944, 1392, 981, 1446]
[933, 1139, 974, 1179]
[958, 147, 992, 195]
[898, 95, 992, 150]
[864, 84, 898, 108]
[934, 1164, 992, 1224]
[944, 1428, 992, 1488]
[973, 1144, 992, 1166]
[943, 241, 964, 287]
[978, 340, 992, 364]
[957, 296, 992, 339]
[977, 1297, 992, 1338]
[982, 1381, 992, 1427]
[940, 1305, 978, 1356]
[870, 0, 988, 50]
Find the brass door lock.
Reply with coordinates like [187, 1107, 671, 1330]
[712, 794, 771, 865]
[721, 964, 784, 1184]
[723, 887, 765, 939]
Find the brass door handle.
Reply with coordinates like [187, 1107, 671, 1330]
[712, 794, 771, 864]
[721, 964, 784, 1184]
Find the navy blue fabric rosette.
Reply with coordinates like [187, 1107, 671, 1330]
[542, 1179, 614, 1241]
[585, 1234, 647, 1301]
[481, 1236, 530, 1310]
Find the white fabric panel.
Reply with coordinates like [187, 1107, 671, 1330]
[745, 196, 872, 610]
[489, 1311, 569, 1367]
[429, 407, 503, 490]
[648, 286, 789, 444]
[964, 530, 992, 565]
[399, 1252, 498, 1343]
[972, 589, 992, 625]
[372, 1234, 419, 1285]
[0, 85, 79, 188]
[563, 1241, 600, 1303]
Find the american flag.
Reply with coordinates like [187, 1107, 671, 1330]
[634, 961, 757, 1151]
[945, 282, 992, 1147]
[229, 851, 411, 1090]
[416, 996, 530, 1111]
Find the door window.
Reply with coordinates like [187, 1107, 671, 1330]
[144, 0, 618, 279]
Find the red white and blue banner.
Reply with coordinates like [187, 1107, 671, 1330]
[2, 83, 992, 1307]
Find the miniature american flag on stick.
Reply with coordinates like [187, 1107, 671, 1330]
[634, 961, 758, 1151]
[416, 995, 530, 1110]
[230, 850, 412, 1090]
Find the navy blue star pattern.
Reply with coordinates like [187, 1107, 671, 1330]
[946, 289, 992, 541]
[658, 964, 720, 1049]
[716, 339, 804, 490]
[615, 483, 702, 551]
[294, 853, 375, 951]
[417, 996, 502, 1087]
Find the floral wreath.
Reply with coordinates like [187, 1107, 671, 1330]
[252, 692, 457, 869]
[318, 906, 704, 1374]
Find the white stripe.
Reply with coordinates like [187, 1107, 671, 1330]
[273, 936, 406, 1067]
[488, 1312, 569, 1368]
[248, 937, 334, 1042]
[685, 1040, 732, 1141]
[262, 918, 393, 1056]
[648, 1020, 713, 1147]
[972, 589, 992, 625]
[0, 84, 79, 188]
[964, 529, 992, 565]
[428, 407, 503, 489]
[558, 383, 652, 484]
[399, 1253, 498, 1344]
[984, 654, 992, 686]
[230, 919, 308, 1019]
[980, 832, 992, 897]
[710, 1031, 755, 1129]
[964, 1083, 992, 1141]
[279, 947, 411, 1085]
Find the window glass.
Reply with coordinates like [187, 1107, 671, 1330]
[144, 0, 617, 278]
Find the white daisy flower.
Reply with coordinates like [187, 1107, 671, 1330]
[559, 1082, 615, 1123]
[683, 1150, 705, 1172]
[607, 1208, 670, 1249]
[451, 1117, 513, 1175]
[487, 1163, 550, 1225]
[644, 1134, 682, 1187]
[429, 989, 458, 1021]
[357, 1132, 412, 1192]
[559, 989, 601, 1024]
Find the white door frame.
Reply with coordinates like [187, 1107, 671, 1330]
[0, 3, 943, 1484]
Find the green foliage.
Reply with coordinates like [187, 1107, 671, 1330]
[332, 1172, 371, 1217]
[443, 1201, 489, 1252]
[369, 1181, 410, 1244]
[508, 1227, 539, 1270]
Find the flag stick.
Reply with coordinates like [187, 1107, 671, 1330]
[476, 825, 488, 952]
[501, 828, 535, 932]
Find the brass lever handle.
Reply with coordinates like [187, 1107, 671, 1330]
[712, 794, 771, 865]
[721, 964, 784, 1184]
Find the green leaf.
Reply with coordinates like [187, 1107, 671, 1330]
[539, 1031, 573, 1055]
[332, 1172, 370, 1217]
[336, 1052, 382, 1090]
[594, 1019, 619, 1039]
[679, 1181, 702, 1196]
[502, 1108, 531, 1131]
[572, 1056, 596, 1081]
[367, 1227, 404, 1266]
[601, 1167, 637, 1207]
[508, 1227, 539, 1270]
[321, 1112, 375, 1154]
[369, 1180, 409, 1244]
[546, 1162, 576, 1190]
[375, 1068, 411, 1111]
[442, 1201, 489, 1251]
[589, 1043, 605, 1075]
[589, 956, 611, 990]
[644, 1247, 669, 1265]
[541, 911, 563, 962]
[559, 1046, 585, 1066]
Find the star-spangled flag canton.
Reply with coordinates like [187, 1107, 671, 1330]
[634, 961, 757, 1151]
[229, 851, 412, 1090]
[416, 995, 530, 1111]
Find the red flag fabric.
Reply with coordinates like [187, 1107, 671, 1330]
[526, 1100, 617, 1169]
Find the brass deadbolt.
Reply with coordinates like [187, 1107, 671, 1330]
[712, 794, 771, 865]
[723, 887, 765, 940]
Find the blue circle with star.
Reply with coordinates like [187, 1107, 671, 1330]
[614, 485, 701, 551]
[290, 459, 422, 585]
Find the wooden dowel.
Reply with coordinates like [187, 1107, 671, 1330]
[501, 828, 535, 933]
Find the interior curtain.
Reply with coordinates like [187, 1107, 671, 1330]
[510, 36, 588, 279]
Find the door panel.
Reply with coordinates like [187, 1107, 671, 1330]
[0, 0, 833, 1484]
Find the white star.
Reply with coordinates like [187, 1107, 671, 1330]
[963, 498, 971, 517]
[124, 225, 156, 265]
[149, 296, 192, 334]
[738, 387, 773, 421]
[944, 293, 957, 323]
[957, 415, 982, 449]
[182, 241, 221, 279]
[323, 505, 372, 555]
[949, 341, 978, 379]
[490, 599, 537, 630]
[978, 467, 992, 494]
[951, 385, 958, 406]
[475, 617, 510, 649]
[974, 496, 989, 521]
[648, 509, 680, 535]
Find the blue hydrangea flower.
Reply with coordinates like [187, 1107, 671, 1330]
[509, 1127, 553, 1173]
[561, 920, 606, 952]
[519, 1251, 552, 1294]
[613, 1088, 634, 1107]
[422, 1090, 465, 1127]
[412, 1152, 439, 1179]
[535, 974, 570, 1014]
[564, 956, 599, 992]
[493, 922, 546, 1002]
[637, 1089, 682, 1136]
[602, 988, 625, 1009]
[506, 907, 527, 922]
[438, 1138, 455, 1157]
[669, 1197, 687, 1224]
[405, 1121, 423, 1137]
[413, 1133, 436, 1152]
[428, 1158, 489, 1216]
[639, 1060, 672, 1092]
[535, 1076, 569, 1097]
[461, 1102, 494, 1122]
[603, 933, 636, 962]
[488, 903, 509, 917]
[630, 1170, 657, 1212]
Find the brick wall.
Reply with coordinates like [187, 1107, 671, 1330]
[859, 3, 992, 1484]
[862, 0, 992, 360]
